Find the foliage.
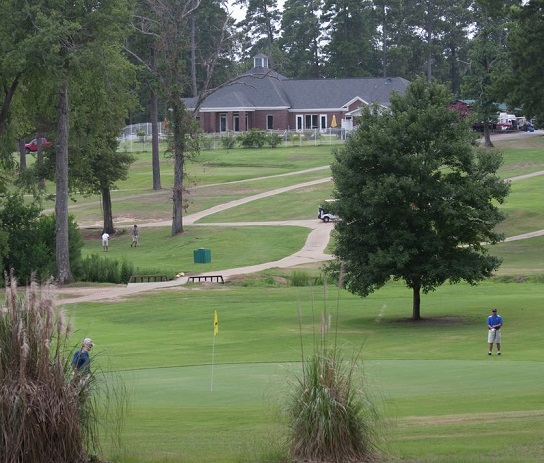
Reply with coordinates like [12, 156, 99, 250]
[0, 194, 83, 283]
[291, 270, 324, 287]
[280, 0, 323, 78]
[329, 78, 509, 320]
[238, 128, 268, 148]
[461, 0, 514, 146]
[0, 277, 96, 462]
[78, 255, 134, 284]
[221, 134, 237, 150]
[285, 306, 380, 463]
[322, 0, 380, 78]
[236, 0, 281, 61]
[506, 0, 544, 124]
[266, 132, 282, 148]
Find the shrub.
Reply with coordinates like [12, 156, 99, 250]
[197, 133, 213, 150]
[284, 304, 381, 463]
[291, 270, 326, 287]
[79, 255, 134, 284]
[0, 276, 101, 462]
[238, 129, 267, 148]
[289, 132, 306, 144]
[0, 194, 83, 283]
[136, 128, 146, 143]
[266, 132, 282, 148]
[221, 134, 237, 150]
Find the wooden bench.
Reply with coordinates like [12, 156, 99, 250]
[129, 274, 169, 283]
[187, 275, 224, 284]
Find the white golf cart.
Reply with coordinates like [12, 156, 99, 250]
[318, 200, 339, 222]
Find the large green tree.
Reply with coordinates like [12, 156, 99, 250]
[280, 0, 323, 78]
[506, 0, 544, 124]
[462, 0, 516, 147]
[330, 78, 509, 320]
[15, 0, 134, 283]
[235, 0, 281, 66]
[68, 46, 138, 234]
[322, 0, 381, 78]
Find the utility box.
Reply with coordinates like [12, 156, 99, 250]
[193, 248, 211, 264]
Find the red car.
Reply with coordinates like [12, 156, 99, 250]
[25, 138, 53, 153]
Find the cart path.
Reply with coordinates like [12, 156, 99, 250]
[56, 163, 544, 305]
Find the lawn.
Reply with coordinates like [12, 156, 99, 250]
[54, 134, 544, 463]
[66, 281, 544, 463]
[81, 225, 309, 275]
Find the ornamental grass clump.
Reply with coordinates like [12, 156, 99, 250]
[286, 304, 381, 463]
[0, 274, 106, 463]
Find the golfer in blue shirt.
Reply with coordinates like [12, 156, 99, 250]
[72, 338, 94, 374]
[487, 309, 503, 356]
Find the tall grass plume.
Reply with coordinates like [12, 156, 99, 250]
[0, 272, 126, 462]
[284, 286, 382, 463]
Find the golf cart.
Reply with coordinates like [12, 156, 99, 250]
[318, 200, 339, 222]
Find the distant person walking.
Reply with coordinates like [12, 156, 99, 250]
[71, 338, 94, 374]
[131, 224, 139, 247]
[487, 308, 503, 355]
[101, 232, 110, 251]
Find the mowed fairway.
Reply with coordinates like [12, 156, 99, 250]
[67, 282, 544, 463]
[61, 135, 544, 463]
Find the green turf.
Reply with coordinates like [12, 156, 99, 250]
[66, 281, 544, 463]
[81, 226, 309, 274]
[56, 136, 544, 463]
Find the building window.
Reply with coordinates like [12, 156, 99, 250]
[296, 115, 303, 131]
[219, 113, 227, 132]
[320, 115, 327, 131]
[233, 115, 240, 132]
[254, 55, 268, 68]
[305, 114, 318, 129]
[267, 115, 274, 130]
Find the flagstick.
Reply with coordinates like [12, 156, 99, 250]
[211, 331, 216, 392]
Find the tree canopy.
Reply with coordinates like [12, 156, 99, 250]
[507, 0, 544, 123]
[330, 78, 509, 320]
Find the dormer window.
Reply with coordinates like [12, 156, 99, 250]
[253, 55, 268, 68]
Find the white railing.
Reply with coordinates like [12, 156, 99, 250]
[118, 126, 352, 151]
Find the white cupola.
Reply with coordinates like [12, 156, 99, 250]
[253, 54, 269, 68]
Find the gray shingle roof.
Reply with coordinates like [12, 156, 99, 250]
[185, 66, 409, 111]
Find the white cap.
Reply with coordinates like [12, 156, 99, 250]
[83, 338, 94, 347]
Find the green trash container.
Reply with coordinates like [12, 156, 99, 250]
[193, 248, 211, 263]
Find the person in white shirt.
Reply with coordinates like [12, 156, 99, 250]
[102, 232, 110, 251]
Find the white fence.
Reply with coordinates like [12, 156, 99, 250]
[118, 124, 351, 150]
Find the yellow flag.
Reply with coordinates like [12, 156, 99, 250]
[214, 310, 218, 336]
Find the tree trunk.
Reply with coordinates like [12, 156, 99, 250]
[381, 2, 387, 78]
[425, 0, 434, 83]
[190, 6, 197, 97]
[101, 185, 115, 234]
[483, 122, 494, 148]
[36, 131, 46, 189]
[18, 140, 26, 171]
[150, 86, 161, 190]
[55, 78, 74, 284]
[0, 75, 20, 137]
[150, 46, 161, 191]
[412, 284, 421, 320]
[171, 102, 185, 235]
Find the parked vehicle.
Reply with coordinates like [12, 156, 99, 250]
[25, 138, 53, 154]
[318, 200, 340, 222]
[521, 122, 535, 132]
